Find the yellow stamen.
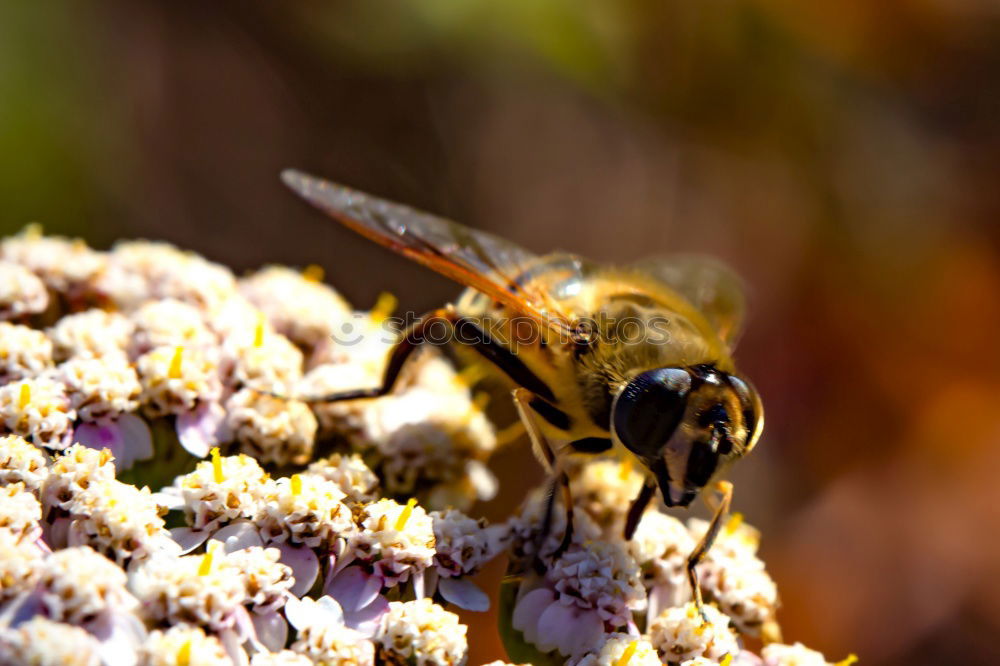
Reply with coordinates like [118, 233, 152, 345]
[198, 541, 219, 576]
[253, 313, 266, 347]
[22, 222, 42, 240]
[290, 474, 303, 496]
[835, 655, 859, 666]
[394, 497, 418, 531]
[619, 457, 633, 480]
[615, 640, 639, 666]
[724, 512, 744, 535]
[211, 447, 224, 483]
[168, 346, 184, 379]
[177, 639, 192, 666]
[302, 263, 325, 283]
[370, 291, 398, 323]
[17, 383, 30, 410]
[720, 655, 734, 666]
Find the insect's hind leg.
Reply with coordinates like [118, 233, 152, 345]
[686, 480, 733, 624]
[298, 306, 460, 403]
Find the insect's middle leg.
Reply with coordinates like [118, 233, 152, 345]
[512, 388, 575, 564]
[299, 306, 459, 403]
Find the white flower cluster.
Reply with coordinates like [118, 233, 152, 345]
[505, 457, 852, 665]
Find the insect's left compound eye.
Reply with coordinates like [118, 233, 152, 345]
[613, 367, 691, 460]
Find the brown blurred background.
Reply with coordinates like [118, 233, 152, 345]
[2, 1, 999, 663]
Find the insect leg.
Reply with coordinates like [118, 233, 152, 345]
[299, 306, 459, 402]
[512, 387, 575, 563]
[686, 480, 733, 623]
[623, 480, 657, 540]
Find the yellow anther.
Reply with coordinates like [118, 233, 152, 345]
[198, 541, 219, 576]
[394, 497, 418, 531]
[370, 291, 398, 323]
[724, 512, 744, 535]
[290, 474, 303, 496]
[302, 264, 325, 283]
[253, 313, 266, 348]
[619, 457, 633, 481]
[721, 655, 733, 666]
[168, 346, 184, 379]
[210, 447, 224, 483]
[835, 655, 859, 666]
[614, 640, 639, 666]
[17, 383, 30, 410]
[22, 222, 42, 240]
[177, 639, 192, 666]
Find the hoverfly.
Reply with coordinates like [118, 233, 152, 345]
[281, 170, 764, 617]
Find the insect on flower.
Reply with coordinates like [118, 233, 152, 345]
[281, 170, 764, 619]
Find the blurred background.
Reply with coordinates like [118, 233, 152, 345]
[1, 1, 998, 663]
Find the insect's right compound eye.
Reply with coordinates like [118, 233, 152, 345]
[612, 367, 691, 460]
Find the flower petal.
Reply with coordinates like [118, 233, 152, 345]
[511, 588, 555, 646]
[251, 611, 288, 653]
[115, 413, 154, 467]
[347, 595, 389, 638]
[438, 577, 489, 612]
[87, 610, 146, 666]
[176, 401, 227, 457]
[325, 566, 380, 613]
[210, 520, 264, 553]
[169, 527, 211, 555]
[283, 595, 344, 631]
[277, 542, 319, 597]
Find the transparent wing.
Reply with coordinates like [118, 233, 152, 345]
[631, 254, 748, 347]
[282, 170, 574, 335]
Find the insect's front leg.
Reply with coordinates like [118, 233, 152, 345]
[686, 480, 733, 624]
[511, 388, 575, 565]
[298, 306, 460, 402]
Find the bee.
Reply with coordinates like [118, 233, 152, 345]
[282, 170, 764, 618]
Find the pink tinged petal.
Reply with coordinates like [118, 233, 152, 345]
[251, 611, 288, 653]
[346, 595, 389, 638]
[511, 588, 556, 646]
[170, 527, 211, 555]
[277, 542, 319, 597]
[438, 577, 489, 612]
[115, 413, 153, 467]
[537, 604, 604, 657]
[211, 520, 264, 553]
[43, 516, 70, 549]
[284, 595, 344, 632]
[325, 566, 381, 613]
[176, 401, 227, 457]
[218, 627, 250, 666]
[412, 571, 425, 599]
[87, 610, 146, 666]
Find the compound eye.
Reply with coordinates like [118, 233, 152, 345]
[728, 375, 763, 448]
[613, 367, 691, 459]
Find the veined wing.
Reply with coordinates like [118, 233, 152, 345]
[630, 254, 748, 347]
[281, 170, 574, 336]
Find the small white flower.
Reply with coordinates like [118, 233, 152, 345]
[351, 498, 435, 587]
[37, 546, 138, 624]
[0, 376, 75, 450]
[224, 545, 295, 613]
[629, 510, 696, 616]
[570, 458, 648, 533]
[67, 478, 172, 565]
[0, 260, 48, 320]
[140, 624, 230, 666]
[223, 325, 304, 395]
[374, 598, 468, 666]
[0, 229, 106, 295]
[0, 616, 102, 666]
[58, 355, 141, 423]
[47, 309, 134, 362]
[306, 452, 380, 505]
[761, 642, 854, 666]
[136, 344, 223, 418]
[41, 444, 116, 513]
[0, 527, 45, 602]
[431, 508, 506, 578]
[0, 322, 53, 383]
[129, 299, 217, 357]
[0, 434, 49, 493]
[648, 602, 740, 664]
[250, 651, 314, 666]
[570, 634, 661, 666]
[256, 474, 354, 549]
[0, 482, 42, 538]
[225, 389, 317, 467]
[173, 450, 269, 531]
